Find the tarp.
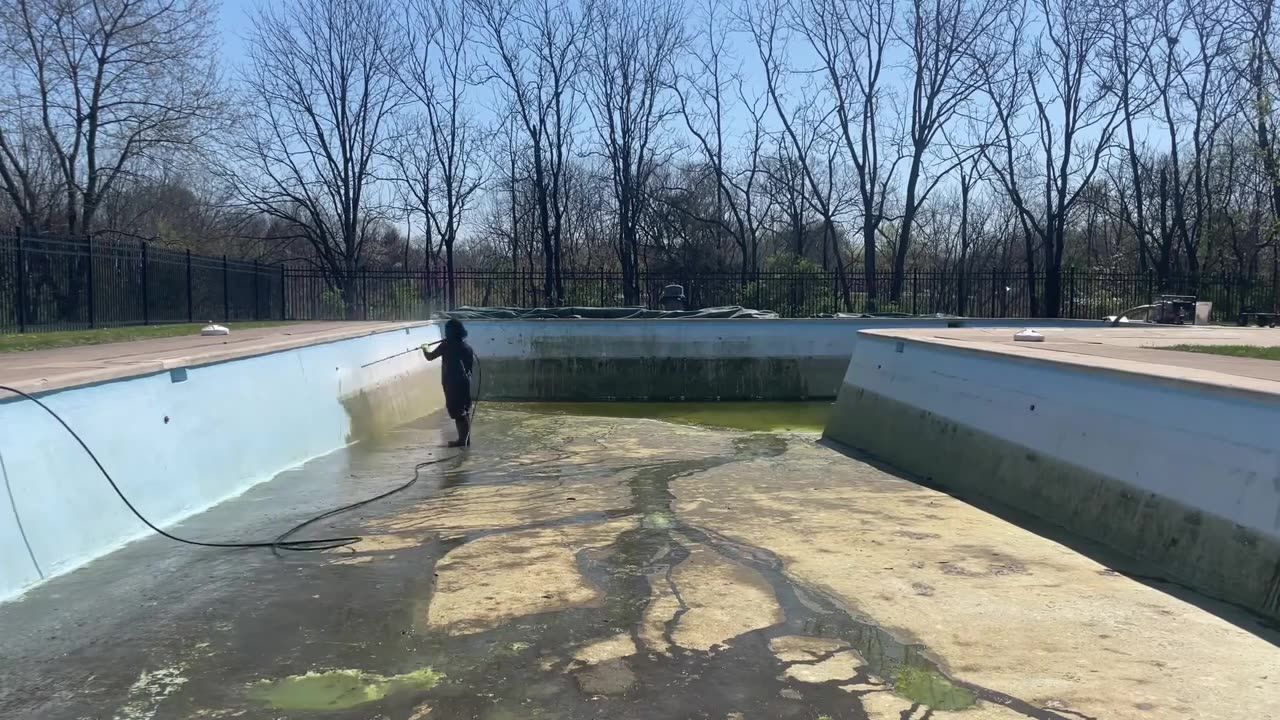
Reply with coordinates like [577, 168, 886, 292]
[436, 306, 967, 320]
[810, 312, 962, 319]
[435, 306, 779, 319]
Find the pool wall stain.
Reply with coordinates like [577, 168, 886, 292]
[825, 331, 1280, 620]
[466, 318, 1109, 402]
[0, 322, 444, 602]
[481, 356, 848, 400]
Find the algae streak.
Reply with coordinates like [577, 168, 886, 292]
[248, 668, 443, 711]
[892, 666, 977, 711]
[501, 401, 832, 433]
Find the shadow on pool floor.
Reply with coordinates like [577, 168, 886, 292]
[0, 407, 1275, 720]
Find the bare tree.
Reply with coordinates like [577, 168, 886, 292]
[585, 0, 686, 304]
[228, 0, 406, 317]
[981, 0, 1122, 316]
[889, 0, 1013, 302]
[0, 0, 221, 235]
[787, 0, 897, 310]
[399, 0, 487, 307]
[672, 0, 772, 283]
[752, 6, 855, 309]
[472, 0, 592, 305]
[389, 121, 439, 275]
[1110, 0, 1159, 274]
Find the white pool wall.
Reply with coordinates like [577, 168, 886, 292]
[0, 323, 443, 602]
[824, 330, 1280, 619]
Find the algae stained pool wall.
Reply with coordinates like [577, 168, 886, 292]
[824, 332, 1280, 619]
[0, 323, 445, 602]
[465, 318, 1108, 401]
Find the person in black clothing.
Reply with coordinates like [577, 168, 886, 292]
[423, 319, 475, 447]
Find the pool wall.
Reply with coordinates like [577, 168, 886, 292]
[466, 318, 1109, 400]
[824, 331, 1280, 619]
[0, 323, 444, 601]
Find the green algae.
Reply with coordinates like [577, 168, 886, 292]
[643, 510, 676, 529]
[498, 401, 832, 433]
[248, 667, 443, 710]
[892, 666, 976, 711]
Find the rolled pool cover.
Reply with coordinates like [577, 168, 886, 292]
[435, 306, 963, 320]
[435, 306, 780, 319]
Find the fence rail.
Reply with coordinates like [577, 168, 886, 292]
[0, 232, 282, 333]
[1, 231, 1275, 333]
[280, 267, 1276, 324]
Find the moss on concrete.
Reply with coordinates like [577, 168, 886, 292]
[248, 667, 443, 711]
[891, 666, 976, 711]
[478, 357, 848, 401]
[340, 365, 443, 443]
[503, 401, 832, 433]
[824, 384, 1280, 620]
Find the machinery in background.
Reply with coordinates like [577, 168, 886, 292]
[1238, 306, 1279, 327]
[1106, 295, 1213, 326]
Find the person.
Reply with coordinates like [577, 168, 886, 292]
[423, 319, 475, 447]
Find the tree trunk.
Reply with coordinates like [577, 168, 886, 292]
[1022, 220, 1038, 317]
[891, 159, 924, 301]
[864, 218, 879, 312]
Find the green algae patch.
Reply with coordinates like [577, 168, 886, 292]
[248, 667, 444, 711]
[892, 666, 976, 711]
[500, 401, 832, 433]
[643, 510, 676, 529]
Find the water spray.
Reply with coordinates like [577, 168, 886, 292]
[361, 339, 443, 369]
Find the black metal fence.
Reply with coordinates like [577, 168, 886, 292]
[281, 267, 1276, 323]
[2, 231, 1275, 333]
[0, 231, 283, 333]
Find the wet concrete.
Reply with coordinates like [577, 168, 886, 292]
[0, 408, 1277, 719]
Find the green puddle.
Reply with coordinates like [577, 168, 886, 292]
[499, 401, 832, 433]
[248, 668, 443, 711]
[892, 666, 977, 711]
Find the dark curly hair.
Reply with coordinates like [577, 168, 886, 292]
[444, 318, 468, 340]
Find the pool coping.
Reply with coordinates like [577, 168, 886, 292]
[0, 321, 435, 396]
[858, 327, 1280, 400]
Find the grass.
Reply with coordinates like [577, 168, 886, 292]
[1160, 344, 1280, 361]
[0, 321, 294, 353]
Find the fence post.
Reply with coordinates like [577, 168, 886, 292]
[912, 268, 919, 315]
[362, 271, 369, 320]
[185, 249, 193, 323]
[141, 241, 150, 325]
[253, 259, 260, 320]
[86, 234, 96, 328]
[1068, 266, 1076, 319]
[279, 265, 287, 321]
[14, 226, 27, 332]
[222, 254, 230, 321]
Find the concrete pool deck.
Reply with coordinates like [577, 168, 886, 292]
[862, 325, 1280, 386]
[1, 407, 1276, 719]
[0, 321, 428, 393]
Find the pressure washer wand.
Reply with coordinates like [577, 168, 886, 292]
[360, 339, 443, 369]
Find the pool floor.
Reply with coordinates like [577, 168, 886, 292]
[0, 407, 1276, 719]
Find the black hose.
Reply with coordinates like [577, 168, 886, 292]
[0, 379, 467, 554]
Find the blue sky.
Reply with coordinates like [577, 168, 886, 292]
[215, 0, 254, 72]
[208, 0, 1152, 222]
